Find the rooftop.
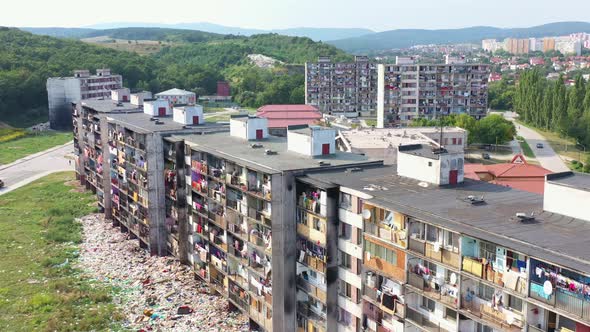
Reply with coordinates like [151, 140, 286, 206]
[155, 88, 195, 96]
[547, 171, 590, 192]
[307, 166, 590, 275]
[257, 104, 322, 128]
[80, 99, 142, 114]
[288, 125, 333, 137]
[339, 127, 466, 150]
[398, 144, 452, 160]
[106, 113, 226, 134]
[174, 132, 380, 174]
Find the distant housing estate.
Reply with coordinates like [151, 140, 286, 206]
[305, 56, 489, 127]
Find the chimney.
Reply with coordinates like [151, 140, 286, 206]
[397, 144, 464, 185]
[96, 68, 111, 77]
[173, 105, 204, 125]
[73, 70, 90, 78]
[230, 115, 268, 140]
[287, 125, 336, 157]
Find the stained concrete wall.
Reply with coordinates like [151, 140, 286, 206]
[174, 140, 190, 263]
[271, 172, 297, 332]
[99, 115, 112, 219]
[147, 133, 168, 256]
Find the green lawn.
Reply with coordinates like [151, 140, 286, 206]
[0, 172, 122, 331]
[0, 132, 72, 165]
[365, 119, 377, 127]
[203, 107, 228, 113]
[205, 114, 232, 123]
[517, 137, 535, 159]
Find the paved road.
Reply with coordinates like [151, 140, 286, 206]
[0, 142, 74, 195]
[501, 111, 570, 172]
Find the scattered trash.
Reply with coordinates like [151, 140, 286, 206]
[54, 258, 69, 268]
[76, 214, 248, 331]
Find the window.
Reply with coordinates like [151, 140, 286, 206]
[340, 193, 352, 210]
[444, 230, 459, 251]
[409, 220, 425, 240]
[338, 307, 352, 325]
[312, 217, 322, 232]
[426, 225, 439, 242]
[339, 250, 352, 269]
[422, 297, 435, 312]
[479, 241, 497, 261]
[476, 323, 493, 332]
[339, 223, 352, 240]
[508, 295, 523, 312]
[444, 307, 457, 321]
[478, 283, 495, 301]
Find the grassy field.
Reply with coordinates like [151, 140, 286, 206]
[81, 36, 180, 55]
[0, 131, 72, 165]
[0, 172, 121, 331]
[205, 114, 232, 123]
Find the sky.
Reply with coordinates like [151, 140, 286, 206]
[2, 0, 589, 31]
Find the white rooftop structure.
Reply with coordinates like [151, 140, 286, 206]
[337, 127, 467, 164]
[156, 88, 195, 96]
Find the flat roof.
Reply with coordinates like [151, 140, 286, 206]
[174, 132, 381, 174]
[339, 127, 465, 150]
[107, 113, 226, 134]
[80, 99, 142, 114]
[398, 144, 453, 160]
[547, 171, 590, 192]
[308, 166, 590, 275]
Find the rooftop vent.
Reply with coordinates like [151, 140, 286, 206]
[345, 167, 363, 173]
[318, 161, 331, 167]
[265, 149, 278, 155]
[465, 195, 486, 205]
[251, 143, 263, 149]
[116, 102, 123, 107]
[155, 120, 164, 125]
[363, 184, 388, 191]
[515, 212, 536, 223]
[149, 117, 156, 121]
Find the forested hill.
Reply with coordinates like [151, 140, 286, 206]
[82, 27, 226, 43]
[0, 28, 350, 126]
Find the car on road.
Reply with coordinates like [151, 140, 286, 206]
[536, 143, 544, 149]
[0, 179, 4, 188]
[481, 153, 491, 160]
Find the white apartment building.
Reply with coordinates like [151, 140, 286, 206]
[47, 69, 123, 129]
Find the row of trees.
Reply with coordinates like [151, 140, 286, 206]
[411, 113, 516, 145]
[514, 69, 590, 148]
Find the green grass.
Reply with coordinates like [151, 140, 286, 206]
[205, 114, 232, 123]
[365, 119, 377, 127]
[516, 136, 535, 159]
[203, 107, 228, 113]
[0, 172, 122, 331]
[0, 131, 72, 165]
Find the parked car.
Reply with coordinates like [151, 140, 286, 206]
[0, 179, 4, 188]
[481, 153, 491, 160]
[536, 143, 544, 148]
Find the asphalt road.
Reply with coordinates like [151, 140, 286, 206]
[501, 111, 570, 172]
[0, 142, 74, 195]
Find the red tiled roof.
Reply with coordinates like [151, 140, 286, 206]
[464, 156, 552, 194]
[256, 104, 322, 128]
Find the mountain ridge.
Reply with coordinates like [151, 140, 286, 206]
[326, 21, 590, 53]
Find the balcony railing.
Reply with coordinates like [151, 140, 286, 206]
[555, 287, 590, 321]
[406, 306, 451, 332]
[407, 272, 457, 307]
[229, 291, 248, 310]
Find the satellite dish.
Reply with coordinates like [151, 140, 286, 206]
[543, 280, 553, 295]
[450, 273, 457, 285]
[362, 209, 371, 220]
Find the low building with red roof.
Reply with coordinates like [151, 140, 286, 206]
[256, 104, 322, 136]
[464, 154, 552, 194]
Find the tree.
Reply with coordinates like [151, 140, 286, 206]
[552, 76, 567, 133]
[472, 114, 516, 144]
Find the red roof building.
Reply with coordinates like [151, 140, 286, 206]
[256, 104, 322, 135]
[464, 154, 552, 194]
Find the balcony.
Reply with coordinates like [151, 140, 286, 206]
[407, 271, 458, 308]
[405, 306, 451, 332]
[249, 305, 272, 331]
[228, 289, 249, 311]
[364, 222, 406, 248]
[296, 276, 327, 303]
[531, 279, 590, 322]
[297, 301, 326, 325]
[364, 254, 406, 283]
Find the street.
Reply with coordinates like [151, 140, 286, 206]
[0, 142, 74, 195]
[501, 111, 570, 172]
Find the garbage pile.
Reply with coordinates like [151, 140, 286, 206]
[77, 214, 248, 331]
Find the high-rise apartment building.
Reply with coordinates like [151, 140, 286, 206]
[305, 56, 378, 117]
[305, 57, 489, 127]
[73, 90, 590, 332]
[47, 69, 123, 130]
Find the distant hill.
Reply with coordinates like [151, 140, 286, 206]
[327, 21, 590, 53]
[82, 27, 225, 43]
[83, 22, 374, 41]
[20, 27, 96, 38]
